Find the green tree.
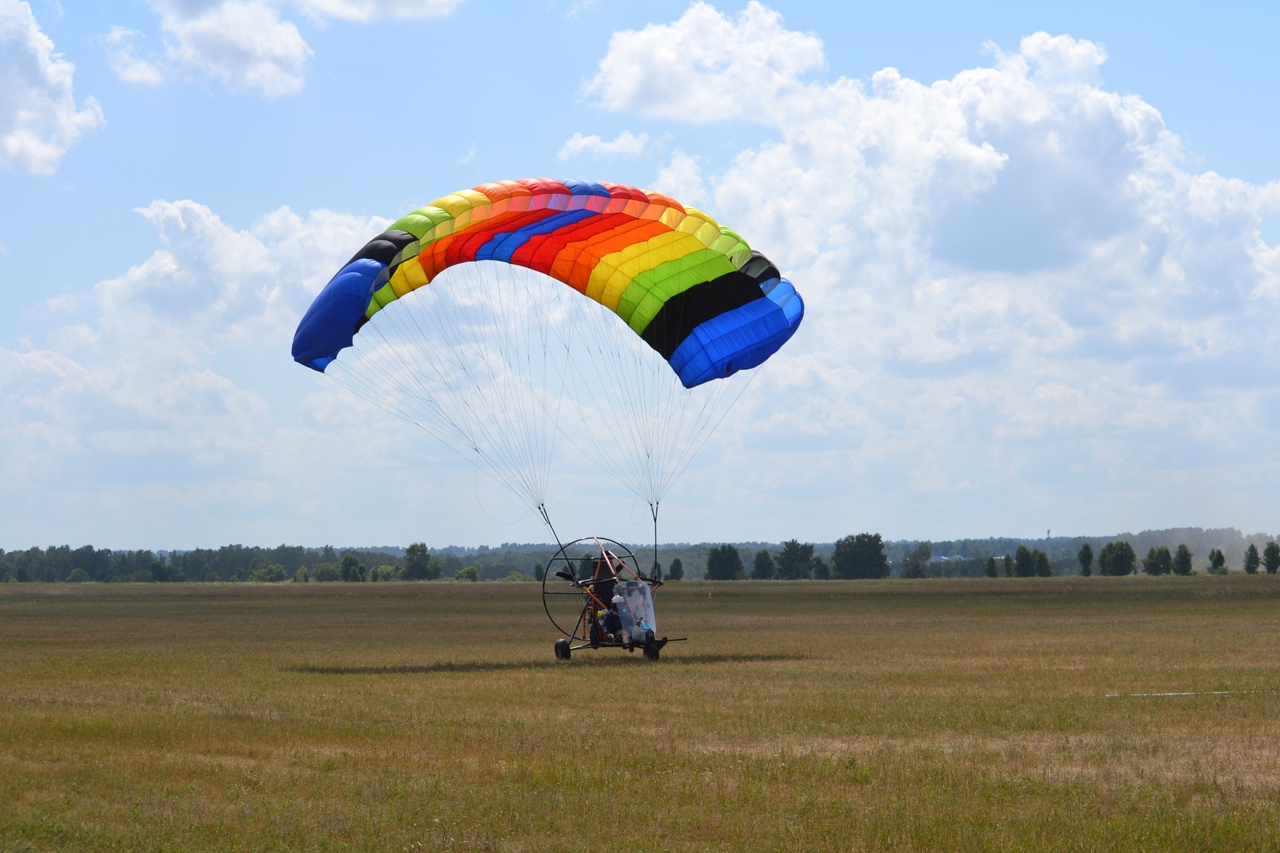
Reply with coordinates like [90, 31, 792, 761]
[293, 566, 310, 583]
[1264, 542, 1280, 575]
[403, 542, 439, 580]
[44, 545, 71, 582]
[1077, 543, 1093, 577]
[901, 542, 932, 579]
[66, 568, 90, 583]
[1032, 549, 1052, 577]
[706, 544, 745, 580]
[1098, 541, 1137, 576]
[776, 540, 814, 580]
[1014, 545, 1034, 578]
[1207, 548, 1227, 575]
[751, 550, 776, 580]
[455, 565, 480, 582]
[812, 556, 830, 580]
[340, 553, 367, 582]
[16, 548, 45, 582]
[1142, 546, 1172, 576]
[1172, 545, 1193, 576]
[1002, 554, 1013, 577]
[667, 558, 684, 581]
[312, 562, 340, 582]
[533, 562, 546, 582]
[832, 533, 889, 579]
[249, 562, 286, 582]
[984, 556, 998, 578]
[1244, 543, 1261, 575]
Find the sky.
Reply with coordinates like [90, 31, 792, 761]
[1, 0, 1277, 550]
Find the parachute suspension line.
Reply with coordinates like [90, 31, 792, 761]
[367, 293, 512, 489]
[650, 501, 659, 580]
[539, 287, 754, 511]
[536, 503, 565, 555]
[325, 260, 759, 523]
[338, 262, 580, 510]
[340, 289, 489, 456]
[571, 300, 668, 501]
[323, 362, 537, 502]
[664, 367, 757, 495]
[327, 332, 483, 459]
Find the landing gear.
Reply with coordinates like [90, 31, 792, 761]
[554, 638, 571, 661]
[642, 630, 667, 661]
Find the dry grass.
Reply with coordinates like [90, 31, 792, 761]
[4, 576, 1280, 851]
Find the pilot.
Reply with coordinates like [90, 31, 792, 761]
[601, 599, 623, 641]
[610, 593, 633, 643]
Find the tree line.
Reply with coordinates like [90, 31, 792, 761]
[1072, 540, 1280, 577]
[4, 530, 1278, 583]
[705, 538, 1052, 580]
[704, 535, 892, 580]
[696, 535, 1280, 581]
[0, 543, 483, 584]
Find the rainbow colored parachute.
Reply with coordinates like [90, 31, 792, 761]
[291, 178, 804, 520]
[292, 178, 803, 388]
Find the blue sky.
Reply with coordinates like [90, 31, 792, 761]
[1, 0, 1277, 550]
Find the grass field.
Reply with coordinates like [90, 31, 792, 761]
[4, 576, 1280, 851]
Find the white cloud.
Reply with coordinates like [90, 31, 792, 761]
[103, 25, 165, 86]
[0, 0, 104, 174]
[557, 129, 649, 160]
[291, 0, 463, 21]
[653, 149, 705, 206]
[589, 10, 1280, 537]
[115, 0, 463, 96]
[157, 1, 312, 98]
[565, 0, 600, 20]
[1010, 31, 1108, 85]
[582, 1, 824, 123]
[0, 200, 386, 543]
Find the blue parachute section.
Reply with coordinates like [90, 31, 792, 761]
[292, 259, 385, 372]
[669, 277, 803, 387]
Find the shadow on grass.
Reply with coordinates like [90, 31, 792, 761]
[289, 652, 810, 676]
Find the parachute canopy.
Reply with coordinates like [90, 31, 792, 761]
[292, 178, 803, 388]
[291, 178, 804, 517]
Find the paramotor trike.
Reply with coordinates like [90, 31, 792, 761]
[542, 537, 682, 661]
